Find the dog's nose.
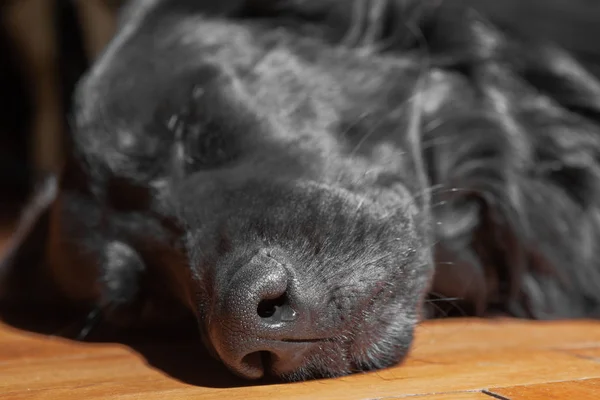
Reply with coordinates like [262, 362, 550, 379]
[209, 248, 315, 379]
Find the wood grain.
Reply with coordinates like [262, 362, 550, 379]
[1, 318, 599, 399]
[566, 347, 600, 361]
[392, 393, 494, 400]
[489, 378, 600, 400]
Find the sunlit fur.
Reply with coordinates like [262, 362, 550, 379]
[2, 0, 600, 382]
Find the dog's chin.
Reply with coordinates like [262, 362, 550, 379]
[260, 315, 415, 381]
[346, 317, 415, 372]
[272, 331, 413, 382]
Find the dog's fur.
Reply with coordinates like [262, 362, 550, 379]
[2, 0, 600, 382]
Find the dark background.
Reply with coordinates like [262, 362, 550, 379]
[0, 0, 119, 212]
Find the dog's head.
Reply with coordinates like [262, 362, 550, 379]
[67, 0, 441, 380]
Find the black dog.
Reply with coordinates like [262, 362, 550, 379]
[2, 0, 600, 382]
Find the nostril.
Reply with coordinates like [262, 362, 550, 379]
[257, 293, 287, 318]
[239, 351, 265, 379]
[239, 351, 273, 379]
[257, 293, 297, 322]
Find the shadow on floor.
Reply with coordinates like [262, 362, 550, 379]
[0, 303, 281, 389]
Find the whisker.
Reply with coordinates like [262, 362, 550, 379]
[428, 291, 449, 299]
[425, 299, 450, 318]
[426, 297, 462, 303]
[427, 291, 469, 317]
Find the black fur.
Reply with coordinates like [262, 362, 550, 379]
[2, 0, 600, 382]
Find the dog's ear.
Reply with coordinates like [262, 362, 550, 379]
[0, 176, 57, 305]
[427, 188, 527, 319]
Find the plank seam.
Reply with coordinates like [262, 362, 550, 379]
[482, 389, 511, 400]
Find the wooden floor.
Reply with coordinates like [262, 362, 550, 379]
[1, 226, 600, 399]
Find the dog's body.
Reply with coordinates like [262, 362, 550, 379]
[2, 0, 600, 382]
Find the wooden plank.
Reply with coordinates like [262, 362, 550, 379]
[410, 318, 600, 355]
[489, 378, 600, 400]
[394, 392, 496, 399]
[1, 320, 600, 400]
